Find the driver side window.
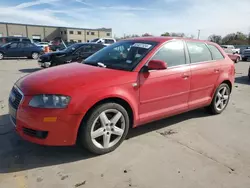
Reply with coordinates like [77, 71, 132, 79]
[152, 40, 186, 67]
[9, 42, 18, 49]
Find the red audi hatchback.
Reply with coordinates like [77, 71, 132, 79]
[9, 37, 235, 154]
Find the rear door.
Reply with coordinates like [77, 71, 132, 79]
[139, 40, 191, 124]
[186, 41, 223, 109]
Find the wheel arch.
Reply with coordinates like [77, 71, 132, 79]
[76, 96, 136, 144]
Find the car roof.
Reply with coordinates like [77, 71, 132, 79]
[124, 36, 212, 44]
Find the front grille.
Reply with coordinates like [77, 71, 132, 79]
[9, 86, 23, 110]
[23, 127, 48, 139]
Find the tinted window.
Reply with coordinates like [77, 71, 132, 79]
[19, 43, 33, 48]
[9, 43, 18, 48]
[152, 40, 186, 67]
[104, 39, 115, 44]
[22, 38, 31, 42]
[187, 42, 212, 63]
[207, 44, 224, 60]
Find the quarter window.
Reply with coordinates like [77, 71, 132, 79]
[151, 40, 186, 67]
[187, 42, 212, 63]
[207, 44, 224, 60]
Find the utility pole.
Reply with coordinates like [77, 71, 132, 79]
[197, 29, 200, 39]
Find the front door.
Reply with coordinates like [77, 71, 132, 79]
[5, 42, 20, 57]
[139, 40, 190, 124]
[186, 41, 222, 109]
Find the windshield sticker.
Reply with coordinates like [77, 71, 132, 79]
[132, 43, 152, 49]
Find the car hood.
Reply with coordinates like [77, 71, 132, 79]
[16, 63, 136, 95]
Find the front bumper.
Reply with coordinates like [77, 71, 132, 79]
[38, 60, 51, 68]
[9, 97, 83, 146]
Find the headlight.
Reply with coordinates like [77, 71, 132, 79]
[29, 94, 71, 108]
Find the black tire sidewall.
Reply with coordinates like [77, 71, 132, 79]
[211, 83, 230, 114]
[80, 103, 130, 155]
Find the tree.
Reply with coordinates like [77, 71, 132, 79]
[142, 33, 152, 37]
[208, 34, 222, 44]
[161, 32, 170, 36]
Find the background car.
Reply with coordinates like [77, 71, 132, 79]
[224, 48, 241, 63]
[242, 47, 250, 61]
[0, 36, 32, 46]
[38, 43, 105, 68]
[221, 45, 240, 54]
[0, 41, 43, 60]
[90, 38, 116, 46]
[35, 42, 49, 49]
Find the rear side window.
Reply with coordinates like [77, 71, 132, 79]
[152, 40, 186, 67]
[186, 42, 212, 63]
[104, 39, 115, 44]
[207, 44, 224, 60]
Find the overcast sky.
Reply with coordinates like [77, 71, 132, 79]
[0, 0, 249, 39]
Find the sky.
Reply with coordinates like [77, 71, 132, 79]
[0, 0, 249, 39]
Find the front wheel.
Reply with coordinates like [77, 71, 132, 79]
[0, 52, 4, 60]
[206, 83, 231, 115]
[235, 57, 240, 63]
[79, 103, 130, 155]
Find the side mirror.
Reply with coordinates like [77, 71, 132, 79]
[148, 59, 167, 70]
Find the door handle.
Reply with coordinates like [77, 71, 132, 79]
[214, 69, 220, 73]
[182, 73, 190, 79]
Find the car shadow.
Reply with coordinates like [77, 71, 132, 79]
[235, 76, 249, 85]
[0, 114, 95, 174]
[0, 109, 209, 173]
[127, 108, 209, 139]
[19, 68, 41, 73]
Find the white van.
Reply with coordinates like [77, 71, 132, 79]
[90, 38, 116, 46]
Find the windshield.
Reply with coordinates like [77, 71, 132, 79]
[63, 43, 82, 53]
[83, 40, 158, 71]
[91, 38, 100, 42]
[1, 42, 11, 47]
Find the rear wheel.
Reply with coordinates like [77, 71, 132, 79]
[31, 52, 39, 59]
[206, 83, 231, 115]
[79, 103, 130, 155]
[0, 52, 4, 60]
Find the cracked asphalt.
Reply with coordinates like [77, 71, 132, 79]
[0, 59, 250, 188]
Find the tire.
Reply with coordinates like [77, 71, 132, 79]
[31, 52, 39, 60]
[79, 103, 130, 155]
[206, 83, 231, 115]
[234, 57, 240, 63]
[0, 52, 4, 60]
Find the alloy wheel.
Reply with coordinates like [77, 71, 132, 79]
[90, 109, 125, 149]
[32, 53, 39, 59]
[215, 86, 230, 111]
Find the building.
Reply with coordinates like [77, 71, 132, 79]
[0, 22, 112, 42]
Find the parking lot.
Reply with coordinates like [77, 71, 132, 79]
[0, 59, 250, 188]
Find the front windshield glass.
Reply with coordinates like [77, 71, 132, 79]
[63, 43, 82, 53]
[91, 38, 100, 42]
[83, 40, 158, 71]
[1, 42, 11, 47]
